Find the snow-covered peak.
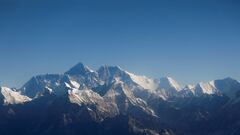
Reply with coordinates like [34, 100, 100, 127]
[152, 77, 182, 99]
[159, 77, 181, 91]
[97, 65, 131, 84]
[178, 85, 196, 97]
[179, 78, 240, 98]
[98, 65, 124, 75]
[21, 74, 67, 98]
[214, 77, 240, 98]
[65, 62, 95, 76]
[0, 87, 31, 105]
[194, 81, 217, 95]
[198, 82, 215, 92]
[126, 71, 158, 90]
[184, 84, 195, 90]
[181, 84, 195, 93]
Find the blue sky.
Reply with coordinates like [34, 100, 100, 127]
[0, 0, 240, 87]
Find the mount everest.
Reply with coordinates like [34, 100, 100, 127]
[1, 62, 240, 135]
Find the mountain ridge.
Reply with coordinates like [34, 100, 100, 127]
[1, 63, 239, 102]
[0, 62, 240, 135]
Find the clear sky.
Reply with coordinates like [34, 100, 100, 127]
[0, 0, 240, 88]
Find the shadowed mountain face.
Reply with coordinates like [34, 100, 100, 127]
[1, 63, 240, 135]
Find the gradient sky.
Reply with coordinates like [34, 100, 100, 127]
[0, 0, 240, 88]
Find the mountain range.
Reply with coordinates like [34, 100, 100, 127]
[1, 63, 240, 135]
